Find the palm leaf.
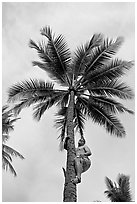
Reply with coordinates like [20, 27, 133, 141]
[30, 39, 69, 86]
[105, 174, 132, 202]
[55, 104, 86, 144]
[2, 121, 14, 134]
[33, 92, 65, 121]
[2, 149, 12, 162]
[104, 177, 119, 202]
[2, 105, 20, 134]
[38, 26, 71, 85]
[3, 144, 24, 159]
[12, 90, 65, 116]
[85, 36, 124, 73]
[90, 104, 125, 137]
[2, 106, 24, 177]
[72, 33, 103, 78]
[74, 102, 85, 137]
[2, 134, 9, 143]
[2, 118, 20, 134]
[32, 101, 51, 121]
[59, 92, 69, 107]
[88, 95, 134, 114]
[2, 105, 10, 113]
[76, 37, 124, 88]
[77, 96, 125, 137]
[86, 80, 134, 100]
[2, 156, 17, 177]
[117, 174, 132, 201]
[104, 190, 117, 202]
[105, 177, 114, 190]
[55, 107, 68, 148]
[55, 107, 67, 131]
[82, 59, 134, 85]
[8, 79, 55, 102]
[12, 96, 48, 116]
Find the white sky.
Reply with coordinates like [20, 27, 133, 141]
[2, 2, 135, 202]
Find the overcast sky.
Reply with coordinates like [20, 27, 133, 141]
[2, 2, 135, 202]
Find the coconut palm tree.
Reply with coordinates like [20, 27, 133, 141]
[7, 26, 134, 201]
[104, 174, 132, 202]
[2, 105, 24, 177]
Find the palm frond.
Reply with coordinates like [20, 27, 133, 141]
[105, 174, 132, 202]
[8, 79, 55, 102]
[2, 110, 12, 120]
[2, 156, 17, 177]
[118, 174, 129, 190]
[2, 149, 12, 162]
[2, 134, 9, 143]
[86, 80, 134, 100]
[55, 103, 86, 145]
[32, 60, 65, 84]
[105, 177, 114, 190]
[57, 106, 68, 117]
[2, 118, 20, 133]
[85, 36, 124, 73]
[32, 92, 65, 121]
[117, 174, 132, 201]
[2, 105, 9, 112]
[74, 102, 85, 137]
[77, 96, 125, 137]
[59, 92, 69, 107]
[32, 101, 50, 121]
[3, 144, 24, 159]
[30, 38, 68, 86]
[2, 105, 20, 135]
[88, 96, 134, 114]
[117, 174, 126, 188]
[12, 96, 47, 116]
[90, 105, 125, 137]
[2, 122, 14, 134]
[104, 177, 119, 202]
[104, 190, 117, 202]
[72, 33, 104, 78]
[34, 26, 71, 85]
[40, 26, 71, 67]
[75, 37, 124, 89]
[2, 106, 24, 177]
[29, 39, 54, 67]
[83, 59, 134, 85]
[55, 107, 68, 146]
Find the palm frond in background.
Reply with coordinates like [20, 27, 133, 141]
[2, 105, 24, 176]
[104, 174, 132, 202]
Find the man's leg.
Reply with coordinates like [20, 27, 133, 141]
[71, 157, 83, 184]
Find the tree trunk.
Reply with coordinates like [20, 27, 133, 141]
[63, 90, 77, 202]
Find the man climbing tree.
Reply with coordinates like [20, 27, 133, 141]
[64, 137, 92, 184]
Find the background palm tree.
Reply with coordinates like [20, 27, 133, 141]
[8, 26, 134, 201]
[2, 105, 24, 177]
[104, 174, 132, 202]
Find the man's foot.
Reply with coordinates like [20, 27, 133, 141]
[71, 176, 81, 184]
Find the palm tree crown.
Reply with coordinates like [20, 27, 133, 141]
[2, 105, 24, 176]
[104, 174, 132, 202]
[8, 26, 134, 142]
